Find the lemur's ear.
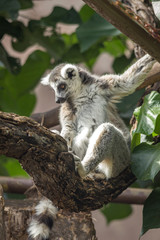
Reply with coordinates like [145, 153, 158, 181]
[41, 72, 51, 85]
[61, 64, 78, 80]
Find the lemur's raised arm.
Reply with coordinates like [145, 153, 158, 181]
[100, 54, 155, 99]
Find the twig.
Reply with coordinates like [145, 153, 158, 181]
[31, 107, 59, 128]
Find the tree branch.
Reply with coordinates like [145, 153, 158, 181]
[4, 198, 97, 240]
[82, 0, 160, 63]
[0, 177, 151, 205]
[137, 63, 160, 89]
[0, 176, 33, 194]
[0, 111, 136, 212]
[0, 185, 5, 240]
[31, 107, 60, 129]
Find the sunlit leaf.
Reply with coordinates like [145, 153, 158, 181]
[103, 37, 126, 57]
[79, 4, 95, 22]
[134, 91, 160, 135]
[132, 143, 160, 181]
[131, 133, 141, 151]
[0, 155, 28, 177]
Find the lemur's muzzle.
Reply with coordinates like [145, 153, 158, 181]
[55, 96, 66, 104]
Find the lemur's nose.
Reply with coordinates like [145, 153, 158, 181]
[55, 96, 65, 104]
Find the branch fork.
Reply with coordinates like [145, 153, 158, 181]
[0, 111, 136, 212]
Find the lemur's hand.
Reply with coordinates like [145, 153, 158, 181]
[69, 151, 87, 178]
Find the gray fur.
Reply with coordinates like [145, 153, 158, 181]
[28, 54, 155, 240]
[42, 54, 155, 179]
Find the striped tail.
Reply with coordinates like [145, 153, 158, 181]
[28, 198, 58, 240]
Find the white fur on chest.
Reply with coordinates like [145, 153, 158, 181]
[72, 86, 108, 159]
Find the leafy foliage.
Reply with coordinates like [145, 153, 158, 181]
[131, 91, 160, 237]
[141, 188, 160, 236]
[76, 13, 120, 52]
[101, 203, 132, 224]
[132, 143, 160, 181]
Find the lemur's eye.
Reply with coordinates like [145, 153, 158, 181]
[60, 84, 66, 89]
[58, 83, 66, 91]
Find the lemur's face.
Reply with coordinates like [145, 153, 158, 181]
[41, 64, 80, 104]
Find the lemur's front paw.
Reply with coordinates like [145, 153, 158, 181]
[61, 131, 74, 150]
[69, 151, 87, 178]
[77, 163, 87, 178]
[50, 129, 60, 135]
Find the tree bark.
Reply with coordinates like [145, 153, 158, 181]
[4, 199, 97, 240]
[0, 111, 136, 212]
[0, 185, 5, 240]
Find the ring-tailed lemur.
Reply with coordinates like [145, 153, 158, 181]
[28, 54, 155, 240]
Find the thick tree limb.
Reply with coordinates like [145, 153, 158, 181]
[0, 185, 5, 240]
[82, 0, 160, 63]
[0, 111, 136, 212]
[0, 177, 151, 205]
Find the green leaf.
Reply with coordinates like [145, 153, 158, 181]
[79, 4, 95, 22]
[132, 143, 160, 181]
[103, 37, 126, 57]
[113, 52, 135, 74]
[0, 43, 21, 74]
[101, 203, 132, 224]
[117, 89, 144, 121]
[0, 17, 23, 40]
[62, 33, 78, 48]
[42, 6, 81, 26]
[12, 21, 65, 61]
[76, 13, 120, 52]
[131, 133, 141, 151]
[154, 114, 160, 134]
[18, 0, 33, 9]
[83, 43, 102, 69]
[134, 91, 160, 135]
[0, 155, 28, 177]
[0, 50, 50, 115]
[0, 0, 20, 20]
[141, 188, 160, 236]
[62, 44, 84, 63]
